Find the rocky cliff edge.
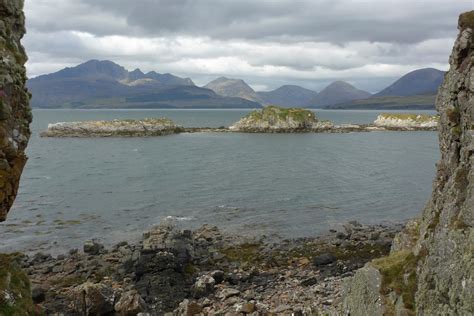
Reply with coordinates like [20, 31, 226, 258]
[343, 11, 474, 315]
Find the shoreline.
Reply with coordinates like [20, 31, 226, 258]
[8, 220, 406, 314]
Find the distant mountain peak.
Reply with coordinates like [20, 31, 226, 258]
[375, 68, 445, 97]
[308, 81, 371, 107]
[257, 85, 318, 107]
[204, 77, 261, 102]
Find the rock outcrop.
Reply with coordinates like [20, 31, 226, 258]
[0, 2, 33, 315]
[41, 118, 183, 137]
[374, 113, 438, 130]
[343, 11, 474, 315]
[229, 105, 333, 132]
[0, 0, 31, 222]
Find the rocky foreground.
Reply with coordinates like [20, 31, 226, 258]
[2, 221, 404, 315]
[40, 118, 184, 137]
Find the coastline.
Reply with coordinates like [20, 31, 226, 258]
[9, 220, 405, 315]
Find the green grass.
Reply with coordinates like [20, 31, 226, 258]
[0, 254, 36, 315]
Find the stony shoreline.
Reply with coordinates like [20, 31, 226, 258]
[6, 220, 405, 315]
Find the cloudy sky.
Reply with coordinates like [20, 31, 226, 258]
[23, 0, 473, 92]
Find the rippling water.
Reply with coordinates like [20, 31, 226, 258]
[0, 109, 439, 254]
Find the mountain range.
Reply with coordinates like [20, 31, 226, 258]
[28, 60, 260, 109]
[27, 60, 445, 109]
[326, 68, 445, 109]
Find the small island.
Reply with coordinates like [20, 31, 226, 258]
[40, 108, 439, 137]
[373, 113, 438, 130]
[41, 118, 184, 137]
[229, 105, 333, 132]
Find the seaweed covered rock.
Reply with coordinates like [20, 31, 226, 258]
[41, 118, 183, 137]
[343, 11, 474, 315]
[373, 113, 438, 130]
[229, 105, 332, 132]
[0, 0, 31, 221]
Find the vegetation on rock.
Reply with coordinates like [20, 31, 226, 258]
[0, 254, 36, 315]
[229, 105, 332, 132]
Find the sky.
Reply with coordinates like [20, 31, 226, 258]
[23, 0, 473, 92]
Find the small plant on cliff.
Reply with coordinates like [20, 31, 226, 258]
[0, 254, 37, 315]
[372, 250, 420, 312]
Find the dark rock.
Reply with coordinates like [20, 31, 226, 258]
[83, 239, 104, 255]
[210, 270, 225, 284]
[31, 285, 46, 303]
[300, 276, 318, 286]
[313, 253, 337, 266]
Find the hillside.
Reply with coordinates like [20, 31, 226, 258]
[257, 85, 318, 107]
[375, 68, 445, 97]
[204, 77, 261, 102]
[308, 81, 371, 107]
[325, 94, 436, 110]
[27, 60, 260, 109]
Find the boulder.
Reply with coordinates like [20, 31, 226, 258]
[83, 239, 104, 255]
[192, 275, 216, 298]
[70, 282, 115, 315]
[312, 253, 337, 266]
[114, 290, 147, 316]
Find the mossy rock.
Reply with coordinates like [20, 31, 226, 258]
[0, 253, 36, 315]
[459, 11, 474, 30]
[247, 105, 317, 123]
[371, 250, 420, 312]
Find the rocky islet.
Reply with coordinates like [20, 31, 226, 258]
[40, 106, 438, 137]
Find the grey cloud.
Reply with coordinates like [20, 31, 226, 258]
[22, 0, 467, 92]
[37, 0, 472, 44]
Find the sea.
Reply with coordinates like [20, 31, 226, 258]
[0, 109, 439, 254]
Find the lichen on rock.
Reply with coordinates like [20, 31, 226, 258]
[343, 11, 474, 315]
[0, 0, 31, 222]
[229, 105, 333, 132]
[373, 113, 438, 129]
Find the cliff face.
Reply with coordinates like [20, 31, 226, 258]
[414, 11, 473, 314]
[0, 0, 31, 221]
[0, 1, 34, 314]
[343, 11, 474, 315]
